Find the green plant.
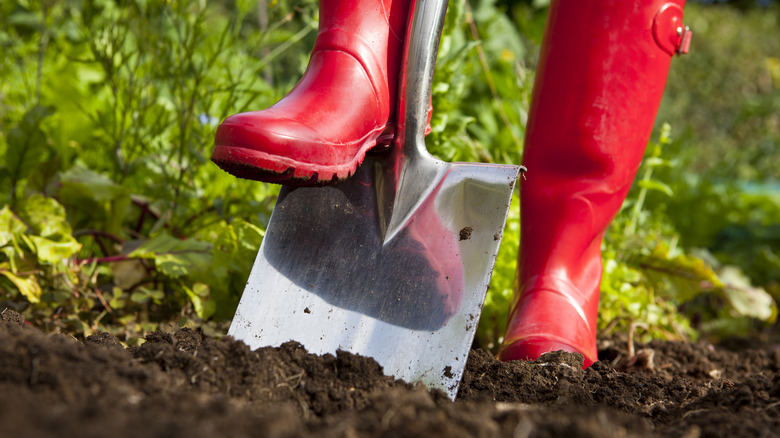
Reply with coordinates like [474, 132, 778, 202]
[0, 0, 315, 340]
[599, 124, 776, 343]
[2, 0, 777, 352]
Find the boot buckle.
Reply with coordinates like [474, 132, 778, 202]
[653, 3, 692, 56]
[677, 25, 693, 55]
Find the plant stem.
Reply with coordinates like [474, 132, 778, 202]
[36, 0, 50, 106]
[464, 0, 524, 157]
[626, 165, 654, 237]
[256, 22, 315, 71]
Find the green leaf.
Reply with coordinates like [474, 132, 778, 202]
[8, 11, 41, 29]
[719, 266, 776, 321]
[4, 106, 54, 191]
[210, 219, 263, 275]
[184, 283, 216, 320]
[108, 287, 128, 309]
[130, 287, 165, 304]
[0, 206, 28, 247]
[154, 252, 208, 278]
[643, 157, 673, 168]
[0, 264, 42, 303]
[59, 164, 127, 203]
[56, 164, 131, 236]
[18, 194, 72, 239]
[28, 235, 82, 264]
[8, 195, 82, 264]
[129, 233, 212, 279]
[130, 291, 148, 304]
[658, 122, 672, 145]
[637, 179, 674, 197]
[130, 233, 211, 256]
[26, 157, 63, 196]
[233, 219, 264, 255]
[636, 246, 722, 302]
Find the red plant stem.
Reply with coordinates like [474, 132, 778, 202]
[132, 199, 161, 230]
[135, 208, 147, 233]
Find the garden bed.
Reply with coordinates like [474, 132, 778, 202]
[1, 309, 779, 438]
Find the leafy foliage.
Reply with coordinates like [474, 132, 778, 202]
[599, 125, 776, 343]
[1, 0, 778, 351]
[0, 0, 301, 340]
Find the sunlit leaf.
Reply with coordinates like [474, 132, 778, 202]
[18, 194, 72, 239]
[130, 287, 165, 304]
[719, 266, 776, 321]
[637, 180, 674, 197]
[28, 235, 82, 264]
[155, 252, 211, 278]
[108, 287, 128, 309]
[184, 282, 216, 320]
[233, 219, 264, 254]
[0, 264, 42, 303]
[0, 206, 28, 247]
[130, 233, 212, 278]
[59, 164, 127, 202]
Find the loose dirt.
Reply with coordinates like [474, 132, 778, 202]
[1, 309, 779, 437]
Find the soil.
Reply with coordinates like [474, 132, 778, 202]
[2, 309, 780, 438]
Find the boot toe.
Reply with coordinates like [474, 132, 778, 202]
[498, 280, 599, 369]
[213, 110, 367, 184]
[215, 111, 321, 157]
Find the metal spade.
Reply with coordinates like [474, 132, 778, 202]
[228, 0, 521, 399]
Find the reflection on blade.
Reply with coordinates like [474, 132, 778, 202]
[229, 154, 519, 398]
[263, 157, 463, 331]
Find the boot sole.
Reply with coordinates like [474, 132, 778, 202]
[211, 127, 394, 187]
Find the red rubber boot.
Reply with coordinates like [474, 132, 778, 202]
[497, 0, 690, 367]
[212, 0, 413, 185]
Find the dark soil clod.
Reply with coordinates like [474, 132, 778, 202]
[534, 350, 586, 369]
[459, 226, 473, 241]
[0, 308, 24, 327]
